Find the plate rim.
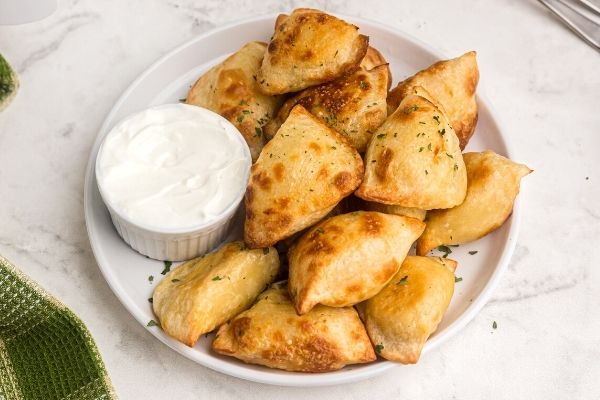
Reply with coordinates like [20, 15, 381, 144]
[83, 13, 520, 387]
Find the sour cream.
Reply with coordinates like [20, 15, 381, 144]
[96, 103, 251, 231]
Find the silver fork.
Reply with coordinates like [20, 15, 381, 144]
[538, 0, 600, 51]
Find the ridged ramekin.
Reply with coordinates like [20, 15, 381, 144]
[95, 104, 251, 261]
[101, 199, 243, 261]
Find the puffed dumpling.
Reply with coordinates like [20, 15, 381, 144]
[356, 87, 467, 209]
[244, 105, 363, 248]
[288, 211, 425, 314]
[257, 8, 368, 95]
[364, 202, 427, 221]
[417, 151, 531, 255]
[358, 256, 456, 364]
[263, 64, 388, 151]
[387, 51, 479, 149]
[360, 47, 390, 75]
[360, 46, 392, 91]
[212, 283, 375, 372]
[152, 241, 279, 347]
[274, 194, 363, 260]
[186, 41, 283, 161]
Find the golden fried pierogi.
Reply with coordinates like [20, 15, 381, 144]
[361, 47, 389, 72]
[417, 151, 532, 255]
[186, 41, 283, 161]
[288, 211, 425, 314]
[358, 256, 456, 364]
[356, 87, 467, 209]
[244, 105, 363, 248]
[360, 46, 392, 90]
[152, 241, 279, 346]
[387, 51, 479, 149]
[263, 64, 388, 151]
[257, 8, 369, 95]
[364, 202, 427, 221]
[212, 284, 375, 372]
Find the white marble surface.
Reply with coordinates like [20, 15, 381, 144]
[1, 0, 599, 398]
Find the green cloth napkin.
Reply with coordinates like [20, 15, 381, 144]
[0, 53, 19, 112]
[0, 256, 117, 400]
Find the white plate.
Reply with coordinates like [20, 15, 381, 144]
[84, 14, 520, 387]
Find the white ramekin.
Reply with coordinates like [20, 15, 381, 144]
[95, 104, 251, 261]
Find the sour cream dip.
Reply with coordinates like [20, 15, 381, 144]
[96, 103, 251, 233]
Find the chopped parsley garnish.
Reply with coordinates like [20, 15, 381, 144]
[262, 248, 270, 255]
[446, 153, 454, 158]
[419, 121, 426, 125]
[255, 127, 263, 137]
[377, 133, 387, 139]
[359, 80, 367, 89]
[331, 146, 337, 150]
[257, 116, 268, 125]
[147, 320, 159, 327]
[394, 132, 398, 137]
[171, 279, 180, 283]
[374, 344, 384, 354]
[438, 128, 446, 135]
[428, 143, 432, 151]
[455, 276, 463, 283]
[316, 227, 325, 235]
[239, 100, 248, 106]
[161, 261, 172, 275]
[212, 275, 224, 281]
[148, 297, 153, 303]
[397, 275, 409, 286]
[242, 109, 252, 114]
[437, 245, 452, 258]
[425, 169, 429, 175]
[412, 104, 419, 111]
[433, 115, 440, 124]
[454, 163, 459, 171]
[334, 49, 339, 57]
[469, 250, 478, 255]
[236, 115, 244, 123]
[178, 98, 186, 103]
[148, 275, 154, 283]
[492, 321, 498, 329]
[419, 147, 424, 152]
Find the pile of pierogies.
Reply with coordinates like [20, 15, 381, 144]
[152, 8, 531, 372]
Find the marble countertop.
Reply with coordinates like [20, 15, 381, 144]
[1, 0, 599, 398]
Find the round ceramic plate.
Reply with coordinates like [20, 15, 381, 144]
[84, 14, 520, 387]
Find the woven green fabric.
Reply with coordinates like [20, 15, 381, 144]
[0, 256, 117, 400]
[0, 53, 19, 111]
